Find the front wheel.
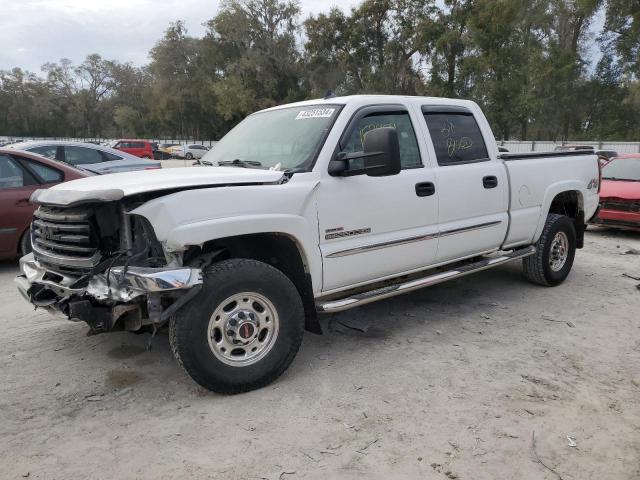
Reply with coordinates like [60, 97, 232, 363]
[169, 259, 305, 394]
[523, 213, 576, 286]
[185, 152, 193, 160]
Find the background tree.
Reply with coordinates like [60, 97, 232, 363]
[1, 0, 639, 142]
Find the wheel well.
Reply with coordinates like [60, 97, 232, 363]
[18, 226, 30, 255]
[184, 233, 322, 334]
[548, 190, 585, 248]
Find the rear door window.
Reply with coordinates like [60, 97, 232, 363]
[64, 146, 104, 165]
[21, 159, 63, 183]
[28, 145, 58, 160]
[423, 109, 489, 165]
[102, 151, 123, 161]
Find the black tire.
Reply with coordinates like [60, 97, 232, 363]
[523, 213, 576, 286]
[185, 152, 193, 160]
[19, 228, 32, 256]
[169, 259, 305, 394]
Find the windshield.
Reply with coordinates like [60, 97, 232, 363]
[602, 158, 640, 181]
[200, 105, 341, 171]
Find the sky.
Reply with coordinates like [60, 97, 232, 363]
[1, 0, 605, 75]
[0, 0, 360, 73]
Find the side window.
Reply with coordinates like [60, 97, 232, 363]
[64, 146, 104, 165]
[423, 111, 489, 165]
[0, 155, 30, 189]
[134, 142, 145, 149]
[102, 151, 123, 161]
[22, 159, 63, 183]
[342, 112, 422, 169]
[28, 145, 58, 160]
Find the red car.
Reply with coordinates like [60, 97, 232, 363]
[591, 155, 640, 230]
[111, 139, 154, 158]
[0, 149, 88, 259]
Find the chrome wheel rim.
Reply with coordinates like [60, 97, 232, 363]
[549, 232, 569, 272]
[207, 292, 279, 367]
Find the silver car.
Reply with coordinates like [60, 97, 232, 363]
[9, 140, 161, 174]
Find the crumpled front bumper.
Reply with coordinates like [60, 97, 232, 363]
[15, 253, 202, 307]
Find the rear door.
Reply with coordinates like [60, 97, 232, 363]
[317, 104, 439, 292]
[421, 106, 508, 262]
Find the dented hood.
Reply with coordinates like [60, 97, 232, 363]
[31, 167, 285, 206]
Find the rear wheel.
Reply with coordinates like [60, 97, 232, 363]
[169, 258, 305, 394]
[523, 214, 576, 286]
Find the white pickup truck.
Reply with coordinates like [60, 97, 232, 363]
[16, 95, 600, 393]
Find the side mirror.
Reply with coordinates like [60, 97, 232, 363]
[329, 127, 401, 177]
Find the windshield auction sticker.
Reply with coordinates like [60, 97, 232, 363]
[295, 108, 336, 120]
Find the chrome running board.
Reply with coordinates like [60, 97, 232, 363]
[316, 246, 535, 313]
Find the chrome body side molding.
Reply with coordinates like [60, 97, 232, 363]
[326, 232, 438, 258]
[325, 220, 502, 259]
[438, 220, 502, 237]
[316, 246, 535, 313]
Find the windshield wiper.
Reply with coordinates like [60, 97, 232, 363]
[218, 159, 262, 168]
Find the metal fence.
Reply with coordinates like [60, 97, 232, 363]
[0, 136, 219, 148]
[498, 140, 640, 154]
[2, 136, 639, 154]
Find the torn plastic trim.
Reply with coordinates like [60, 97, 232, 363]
[87, 266, 203, 302]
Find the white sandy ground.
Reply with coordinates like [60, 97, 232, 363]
[0, 227, 639, 480]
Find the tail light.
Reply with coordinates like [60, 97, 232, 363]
[597, 157, 602, 193]
[145, 166, 161, 170]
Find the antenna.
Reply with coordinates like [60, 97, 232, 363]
[324, 89, 336, 99]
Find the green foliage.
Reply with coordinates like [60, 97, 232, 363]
[0, 0, 639, 141]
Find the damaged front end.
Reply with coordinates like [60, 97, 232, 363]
[15, 200, 202, 335]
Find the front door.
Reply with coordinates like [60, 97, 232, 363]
[317, 105, 439, 292]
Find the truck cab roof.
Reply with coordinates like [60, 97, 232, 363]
[259, 94, 479, 113]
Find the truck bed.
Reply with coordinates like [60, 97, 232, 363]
[499, 150, 600, 249]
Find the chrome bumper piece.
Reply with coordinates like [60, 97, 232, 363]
[87, 265, 203, 302]
[15, 253, 203, 306]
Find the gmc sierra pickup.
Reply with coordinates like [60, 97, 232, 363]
[15, 95, 600, 393]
